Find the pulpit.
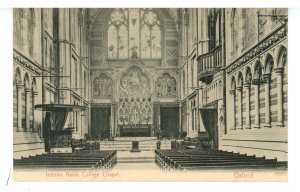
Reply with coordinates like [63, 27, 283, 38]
[49, 129, 73, 148]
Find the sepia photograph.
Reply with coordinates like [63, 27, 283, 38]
[12, 7, 288, 182]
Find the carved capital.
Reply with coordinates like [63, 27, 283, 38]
[262, 73, 271, 83]
[25, 88, 32, 93]
[16, 84, 23, 90]
[32, 91, 39, 96]
[229, 89, 235, 95]
[244, 83, 250, 89]
[274, 67, 284, 74]
[236, 86, 243, 91]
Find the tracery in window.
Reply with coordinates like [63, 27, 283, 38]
[108, 8, 161, 59]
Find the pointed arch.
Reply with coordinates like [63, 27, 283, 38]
[253, 61, 262, 82]
[264, 54, 274, 74]
[23, 73, 30, 89]
[231, 76, 236, 90]
[237, 72, 244, 88]
[245, 67, 252, 85]
[277, 46, 287, 68]
[31, 77, 37, 92]
[14, 67, 22, 85]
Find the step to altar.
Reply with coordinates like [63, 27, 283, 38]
[100, 139, 171, 151]
[113, 137, 157, 141]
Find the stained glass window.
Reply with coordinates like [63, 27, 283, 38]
[107, 8, 161, 59]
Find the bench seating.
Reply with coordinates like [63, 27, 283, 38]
[70, 139, 101, 152]
[14, 150, 117, 170]
[155, 149, 287, 171]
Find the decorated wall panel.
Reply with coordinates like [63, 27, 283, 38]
[92, 73, 113, 99]
[156, 73, 177, 98]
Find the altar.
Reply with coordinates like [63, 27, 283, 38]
[120, 125, 152, 137]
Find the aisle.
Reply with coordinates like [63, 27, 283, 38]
[113, 151, 160, 170]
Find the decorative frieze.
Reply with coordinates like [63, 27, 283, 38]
[13, 49, 42, 76]
[226, 23, 287, 74]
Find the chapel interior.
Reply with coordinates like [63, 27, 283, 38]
[13, 8, 288, 171]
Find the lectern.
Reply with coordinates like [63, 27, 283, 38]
[130, 141, 141, 152]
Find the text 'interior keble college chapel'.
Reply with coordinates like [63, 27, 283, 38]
[13, 8, 288, 181]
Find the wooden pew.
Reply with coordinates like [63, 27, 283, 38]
[155, 149, 287, 171]
[14, 150, 117, 170]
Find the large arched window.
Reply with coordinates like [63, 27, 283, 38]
[107, 8, 161, 59]
[230, 8, 241, 58]
[27, 8, 35, 57]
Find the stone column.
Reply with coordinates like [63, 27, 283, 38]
[32, 91, 38, 132]
[237, 86, 243, 129]
[88, 104, 92, 138]
[263, 74, 271, 127]
[111, 103, 115, 138]
[195, 91, 200, 134]
[179, 105, 182, 133]
[254, 84, 260, 128]
[275, 68, 284, 127]
[229, 89, 236, 130]
[17, 84, 23, 132]
[79, 110, 83, 137]
[244, 84, 251, 129]
[187, 102, 190, 136]
[25, 88, 31, 131]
